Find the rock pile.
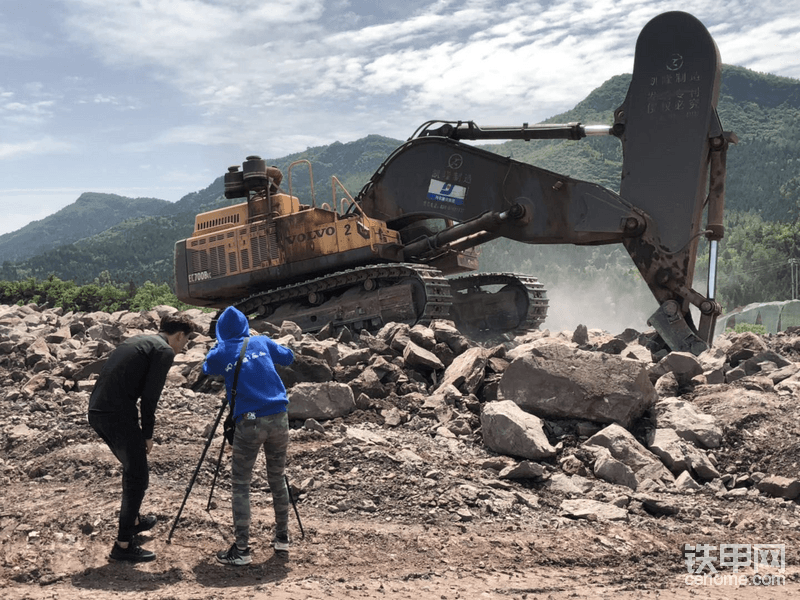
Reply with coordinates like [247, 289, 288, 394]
[3, 302, 800, 519]
[6, 301, 800, 595]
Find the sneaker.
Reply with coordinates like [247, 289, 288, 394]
[133, 514, 157, 534]
[109, 541, 156, 563]
[272, 532, 292, 552]
[216, 543, 252, 566]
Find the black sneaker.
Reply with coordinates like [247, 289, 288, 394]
[109, 542, 156, 563]
[272, 532, 292, 552]
[133, 514, 157, 534]
[216, 543, 252, 566]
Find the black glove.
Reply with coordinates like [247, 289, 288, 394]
[223, 411, 235, 445]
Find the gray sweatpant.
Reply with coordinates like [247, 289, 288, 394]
[230, 411, 290, 548]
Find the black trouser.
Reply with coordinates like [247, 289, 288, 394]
[88, 412, 149, 543]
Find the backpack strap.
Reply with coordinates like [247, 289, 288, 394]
[229, 337, 249, 419]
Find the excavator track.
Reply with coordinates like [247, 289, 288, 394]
[228, 263, 453, 334]
[447, 272, 548, 336]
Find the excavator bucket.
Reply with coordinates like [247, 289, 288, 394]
[615, 11, 724, 353]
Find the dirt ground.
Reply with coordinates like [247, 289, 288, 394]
[2, 397, 799, 599]
[2, 328, 800, 599]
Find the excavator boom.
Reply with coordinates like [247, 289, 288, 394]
[354, 11, 731, 354]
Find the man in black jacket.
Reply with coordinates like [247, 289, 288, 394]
[88, 312, 195, 562]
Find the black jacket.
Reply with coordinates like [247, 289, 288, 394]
[88, 334, 175, 439]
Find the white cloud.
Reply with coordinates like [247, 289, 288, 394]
[56, 0, 800, 141]
[0, 137, 74, 159]
[2, 0, 800, 238]
[1, 99, 57, 126]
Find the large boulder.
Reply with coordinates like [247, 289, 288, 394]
[499, 341, 657, 428]
[480, 400, 556, 460]
[287, 382, 355, 421]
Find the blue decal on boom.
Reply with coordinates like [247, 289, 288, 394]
[426, 178, 466, 206]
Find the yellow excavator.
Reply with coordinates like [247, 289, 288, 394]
[174, 11, 735, 355]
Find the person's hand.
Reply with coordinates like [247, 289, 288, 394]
[145, 439, 154, 454]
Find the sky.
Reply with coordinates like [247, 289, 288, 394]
[1, 0, 800, 239]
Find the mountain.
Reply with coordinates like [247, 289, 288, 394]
[0, 193, 171, 264]
[482, 66, 800, 221]
[2, 66, 799, 306]
[0, 136, 404, 286]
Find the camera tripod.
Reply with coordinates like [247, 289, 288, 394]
[167, 398, 304, 543]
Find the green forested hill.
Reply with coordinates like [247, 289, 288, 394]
[0, 193, 171, 264]
[2, 66, 800, 318]
[481, 66, 800, 220]
[0, 136, 404, 287]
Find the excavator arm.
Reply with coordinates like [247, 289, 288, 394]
[356, 11, 732, 354]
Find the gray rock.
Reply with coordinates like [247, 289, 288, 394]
[593, 448, 638, 490]
[637, 495, 680, 516]
[654, 371, 681, 397]
[287, 382, 355, 420]
[338, 347, 373, 367]
[653, 398, 723, 449]
[547, 473, 590, 496]
[769, 363, 800, 384]
[297, 339, 340, 368]
[409, 324, 437, 350]
[647, 428, 720, 480]
[624, 343, 653, 363]
[776, 369, 800, 394]
[499, 461, 546, 480]
[583, 423, 673, 484]
[303, 418, 326, 433]
[572, 324, 588, 346]
[480, 400, 556, 460]
[648, 351, 703, 385]
[403, 340, 444, 371]
[561, 499, 628, 522]
[725, 332, 768, 367]
[725, 366, 747, 383]
[277, 354, 333, 386]
[674, 471, 702, 492]
[430, 320, 470, 354]
[438, 347, 488, 395]
[756, 475, 800, 500]
[499, 341, 657, 428]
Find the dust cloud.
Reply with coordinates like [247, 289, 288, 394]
[540, 274, 657, 336]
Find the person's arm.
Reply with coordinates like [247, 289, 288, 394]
[203, 345, 224, 376]
[267, 338, 295, 367]
[139, 345, 175, 440]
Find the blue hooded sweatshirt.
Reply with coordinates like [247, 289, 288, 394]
[203, 306, 295, 422]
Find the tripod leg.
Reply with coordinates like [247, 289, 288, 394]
[167, 399, 227, 543]
[285, 474, 304, 540]
[206, 436, 227, 510]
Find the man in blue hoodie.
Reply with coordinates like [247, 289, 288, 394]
[203, 306, 295, 566]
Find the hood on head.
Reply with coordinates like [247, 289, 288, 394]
[216, 306, 249, 341]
